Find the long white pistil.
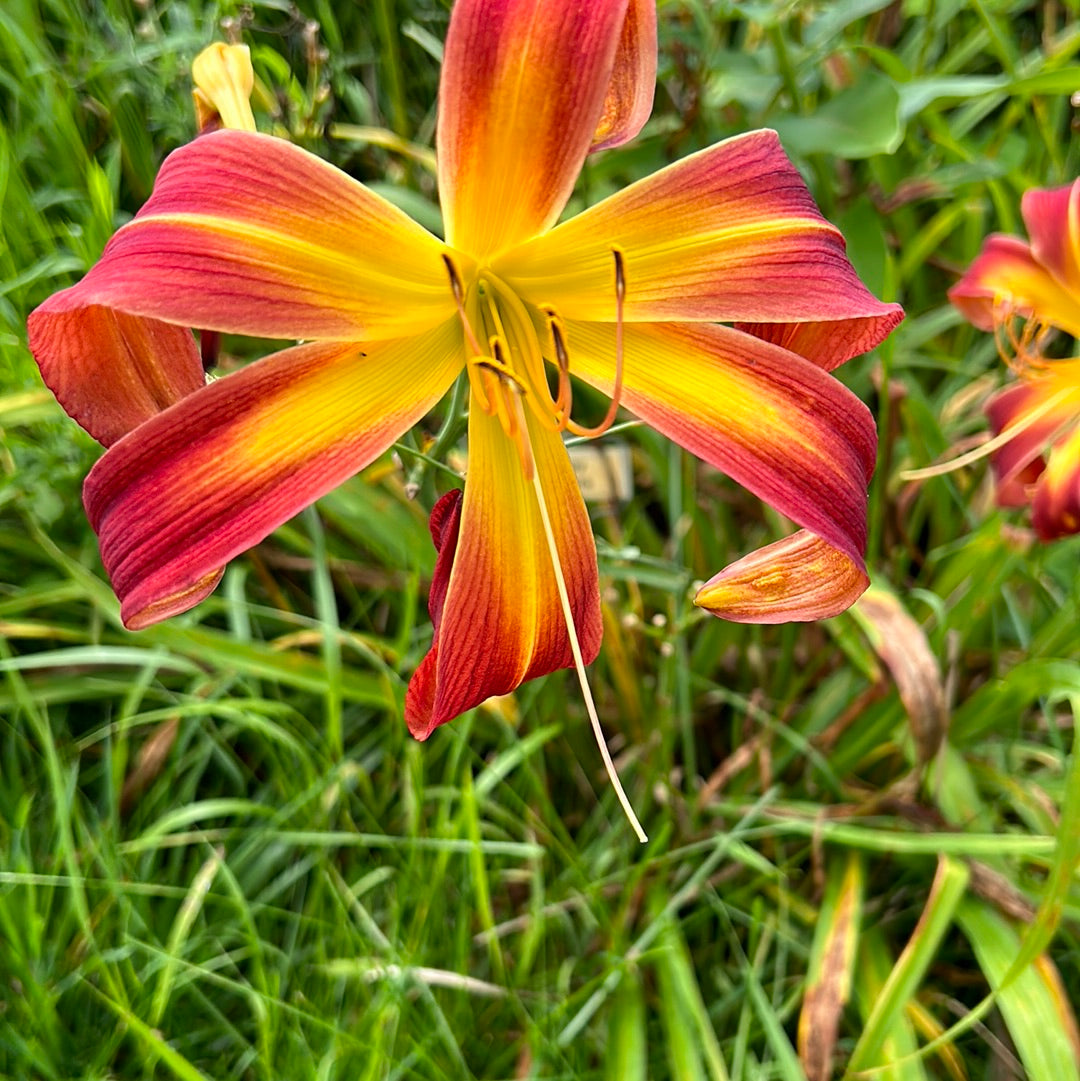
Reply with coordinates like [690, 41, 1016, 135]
[528, 449, 648, 844]
[899, 387, 1074, 482]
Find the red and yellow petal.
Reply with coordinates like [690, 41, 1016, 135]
[497, 129, 902, 363]
[34, 131, 455, 346]
[566, 320, 875, 618]
[590, 0, 656, 152]
[405, 401, 601, 739]
[85, 323, 463, 629]
[986, 382, 1052, 506]
[27, 304, 204, 446]
[986, 362, 1080, 510]
[1020, 180, 1080, 297]
[730, 316, 900, 373]
[1032, 429, 1080, 540]
[949, 234, 1080, 338]
[437, 0, 629, 260]
[695, 530, 869, 623]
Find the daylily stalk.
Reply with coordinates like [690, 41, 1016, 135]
[28, 1, 902, 790]
[950, 178, 1080, 539]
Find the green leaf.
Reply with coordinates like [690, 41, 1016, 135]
[772, 72, 903, 158]
[957, 900, 1080, 1081]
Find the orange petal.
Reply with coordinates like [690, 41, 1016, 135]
[85, 324, 463, 629]
[567, 320, 875, 570]
[33, 131, 456, 346]
[986, 366, 1080, 507]
[436, 0, 629, 259]
[590, 0, 656, 151]
[1029, 423, 1080, 538]
[27, 303, 204, 446]
[498, 129, 902, 363]
[695, 531, 869, 623]
[949, 234, 1080, 338]
[1033, 429, 1080, 540]
[1021, 180, 1080, 296]
[730, 317, 899, 373]
[405, 402, 601, 738]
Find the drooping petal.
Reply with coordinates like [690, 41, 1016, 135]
[1032, 430, 1080, 540]
[590, 0, 657, 152]
[566, 320, 875, 593]
[27, 303, 204, 446]
[497, 129, 902, 361]
[405, 401, 601, 739]
[1021, 180, 1080, 295]
[192, 43, 257, 133]
[437, 0, 629, 260]
[31, 131, 457, 351]
[986, 382, 1052, 505]
[695, 530, 869, 623]
[949, 234, 1080, 337]
[85, 323, 463, 629]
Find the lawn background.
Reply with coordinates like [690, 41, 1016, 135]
[2, 0, 1080, 1078]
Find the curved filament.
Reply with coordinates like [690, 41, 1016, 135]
[442, 250, 629, 474]
[563, 248, 626, 438]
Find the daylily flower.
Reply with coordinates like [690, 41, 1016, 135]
[949, 179, 1080, 539]
[28, 0, 902, 750]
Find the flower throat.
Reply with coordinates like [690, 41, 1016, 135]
[442, 252, 626, 477]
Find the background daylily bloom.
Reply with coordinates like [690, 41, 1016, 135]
[27, 0, 902, 741]
[950, 179, 1080, 539]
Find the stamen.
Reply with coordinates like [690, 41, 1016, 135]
[468, 361, 495, 414]
[484, 341, 534, 478]
[517, 393, 647, 843]
[543, 310, 574, 421]
[992, 298, 1053, 377]
[899, 386, 1075, 481]
[482, 281, 563, 434]
[563, 249, 626, 439]
[443, 253, 485, 358]
[444, 257, 631, 471]
[473, 355, 527, 394]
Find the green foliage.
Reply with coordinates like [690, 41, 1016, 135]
[2, 0, 1080, 1078]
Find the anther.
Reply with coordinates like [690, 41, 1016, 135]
[442, 253, 464, 305]
[474, 353, 527, 395]
[543, 309, 574, 421]
[444, 253, 485, 358]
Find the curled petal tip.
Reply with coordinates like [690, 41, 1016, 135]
[694, 531, 869, 624]
[121, 568, 226, 630]
[27, 300, 204, 447]
[590, 0, 657, 152]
